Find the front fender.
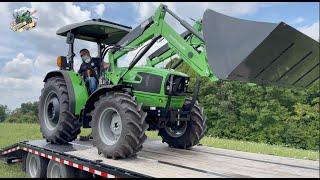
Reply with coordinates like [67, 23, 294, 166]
[44, 70, 88, 115]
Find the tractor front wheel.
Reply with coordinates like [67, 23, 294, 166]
[91, 92, 148, 159]
[159, 99, 207, 149]
[38, 77, 81, 144]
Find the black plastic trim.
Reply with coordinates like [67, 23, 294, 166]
[1, 141, 150, 178]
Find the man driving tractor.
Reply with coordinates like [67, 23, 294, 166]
[78, 48, 109, 94]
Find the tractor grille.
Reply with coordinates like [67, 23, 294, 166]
[165, 74, 189, 96]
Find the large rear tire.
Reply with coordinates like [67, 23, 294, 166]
[159, 99, 207, 149]
[91, 92, 148, 159]
[38, 76, 81, 144]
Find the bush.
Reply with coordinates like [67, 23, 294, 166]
[3, 102, 38, 124]
[0, 105, 9, 122]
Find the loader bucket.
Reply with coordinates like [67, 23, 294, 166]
[203, 9, 319, 88]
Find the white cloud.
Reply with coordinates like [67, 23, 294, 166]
[0, 46, 16, 59]
[2, 53, 34, 79]
[0, 52, 57, 109]
[0, 76, 43, 110]
[289, 17, 305, 25]
[135, 2, 270, 22]
[29, 2, 91, 38]
[94, 3, 106, 17]
[0, 3, 10, 23]
[33, 53, 57, 75]
[298, 22, 319, 41]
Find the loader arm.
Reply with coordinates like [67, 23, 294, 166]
[107, 4, 218, 85]
[146, 20, 203, 67]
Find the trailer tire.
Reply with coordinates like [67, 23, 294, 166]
[47, 160, 75, 178]
[76, 169, 93, 178]
[26, 152, 48, 178]
[91, 92, 148, 159]
[38, 76, 81, 144]
[159, 99, 207, 149]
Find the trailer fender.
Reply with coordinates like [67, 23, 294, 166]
[43, 70, 88, 115]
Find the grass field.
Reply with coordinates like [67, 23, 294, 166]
[0, 123, 319, 178]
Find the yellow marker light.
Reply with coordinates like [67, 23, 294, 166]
[57, 56, 62, 68]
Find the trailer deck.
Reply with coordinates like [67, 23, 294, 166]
[1, 138, 319, 178]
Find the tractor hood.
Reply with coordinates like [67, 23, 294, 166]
[203, 9, 319, 88]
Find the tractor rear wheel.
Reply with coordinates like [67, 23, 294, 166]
[159, 99, 207, 149]
[38, 77, 81, 144]
[91, 92, 148, 159]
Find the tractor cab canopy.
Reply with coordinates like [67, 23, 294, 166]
[56, 18, 132, 45]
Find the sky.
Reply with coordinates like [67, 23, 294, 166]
[0, 2, 319, 110]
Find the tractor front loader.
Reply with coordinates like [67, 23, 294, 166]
[38, 4, 319, 159]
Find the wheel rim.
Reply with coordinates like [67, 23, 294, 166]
[28, 156, 38, 177]
[98, 107, 122, 145]
[43, 91, 60, 131]
[165, 121, 187, 138]
[50, 162, 62, 178]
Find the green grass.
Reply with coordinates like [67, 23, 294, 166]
[0, 123, 91, 178]
[0, 123, 319, 178]
[146, 131, 319, 160]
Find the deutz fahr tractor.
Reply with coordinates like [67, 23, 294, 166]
[38, 4, 319, 159]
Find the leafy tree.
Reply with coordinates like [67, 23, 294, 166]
[4, 101, 38, 124]
[0, 104, 9, 122]
[20, 102, 39, 117]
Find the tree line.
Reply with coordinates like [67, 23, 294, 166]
[0, 102, 38, 123]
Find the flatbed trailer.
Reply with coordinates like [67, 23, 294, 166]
[1, 138, 319, 178]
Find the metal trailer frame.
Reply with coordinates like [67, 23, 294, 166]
[1, 138, 319, 178]
[0, 140, 150, 178]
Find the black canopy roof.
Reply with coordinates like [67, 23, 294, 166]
[56, 19, 132, 44]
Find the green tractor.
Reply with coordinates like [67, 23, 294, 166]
[38, 4, 319, 159]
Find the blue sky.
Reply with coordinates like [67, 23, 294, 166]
[0, 2, 319, 110]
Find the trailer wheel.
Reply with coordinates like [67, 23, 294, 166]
[26, 152, 48, 178]
[159, 99, 207, 149]
[47, 160, 75, 178]
[91, 92, 148, 159]
[38, 76, 81, 144]
[76, 169, 93, 178]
